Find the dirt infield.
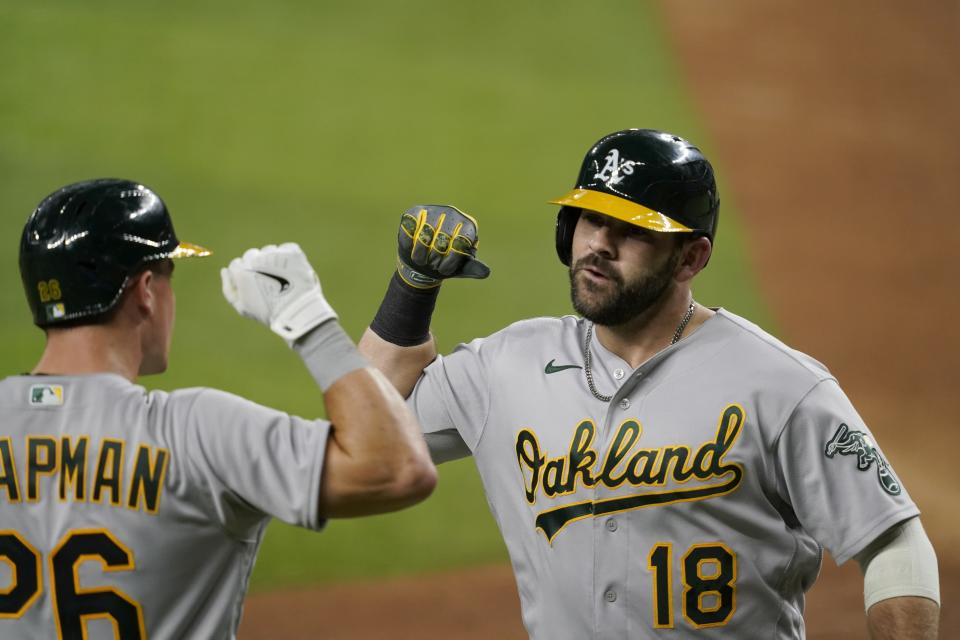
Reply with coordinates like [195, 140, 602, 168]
[241, 2, 958, 637]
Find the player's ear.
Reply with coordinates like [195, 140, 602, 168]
[128, 269, 157, 318]
[675, 236, 712, 283]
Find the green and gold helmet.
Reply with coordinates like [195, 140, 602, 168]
[550, 129, 720, 266]
[19, 178, 210, 327]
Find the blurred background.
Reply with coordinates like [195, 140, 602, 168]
[1, 0, 955, 637]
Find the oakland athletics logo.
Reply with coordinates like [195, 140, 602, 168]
[515, 404, 745, 542]
[824, 423, 901, 495]
[594, 148, 638, 186]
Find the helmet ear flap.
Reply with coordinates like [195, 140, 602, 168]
[555, 207, 581, 266]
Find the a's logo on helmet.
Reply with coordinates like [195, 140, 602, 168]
[594, 148, 638, 186]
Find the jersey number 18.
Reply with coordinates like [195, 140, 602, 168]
[647, 542, 736, 629]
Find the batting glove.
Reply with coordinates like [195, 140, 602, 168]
[396, 205, 491, 289]
[221, 243, 337, 345]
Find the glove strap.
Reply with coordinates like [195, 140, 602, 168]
[271, 292, 337, 344]
[396, 259, 441, 290]
[370, 273, 440, 346]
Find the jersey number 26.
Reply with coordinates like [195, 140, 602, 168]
[0, 528, 145, 639]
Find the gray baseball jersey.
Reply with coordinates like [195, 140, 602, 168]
[0, 372, 329, 639]
[410, 309, 918, 639]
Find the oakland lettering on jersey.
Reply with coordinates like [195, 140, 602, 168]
[515, 404, 745, 542]
[0, 435, 168, 513]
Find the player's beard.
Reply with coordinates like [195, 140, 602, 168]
[569, 248, 682, 326]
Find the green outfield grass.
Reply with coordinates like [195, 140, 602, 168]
[0, 0, 773, 590]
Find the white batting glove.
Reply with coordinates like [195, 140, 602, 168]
[221, 243, 337, 345]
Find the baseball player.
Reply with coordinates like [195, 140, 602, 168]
[0, 179, 436, 639]
[358, 130, 941, 638]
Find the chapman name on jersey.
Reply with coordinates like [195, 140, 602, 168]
[0, 373, 329, 639]
[0, 434, 167, 512]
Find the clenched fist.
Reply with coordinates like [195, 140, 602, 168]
[221, 242, 336, 344]
[396, 205, 491, 289]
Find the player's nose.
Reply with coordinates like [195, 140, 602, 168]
[587, 223, 618, 259]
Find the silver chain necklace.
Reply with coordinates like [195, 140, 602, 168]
[583, 300, 695, 402]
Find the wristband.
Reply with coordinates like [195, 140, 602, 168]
[370, 273, 440, 346]
[294, 319, 369, 392]
[858, 517, 940, 610]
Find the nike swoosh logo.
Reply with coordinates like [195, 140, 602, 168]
[253, 270, 291, 292]
[544, 359, 582, 374]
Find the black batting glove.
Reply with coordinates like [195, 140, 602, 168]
[396, 204, 491, 289]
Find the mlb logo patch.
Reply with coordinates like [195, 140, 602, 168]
[30, 384, 64, 407]
[45, 303, 66, 321]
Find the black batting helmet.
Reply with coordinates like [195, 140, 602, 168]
[19, 178, 210, 327]
[549, 129, 720, 265]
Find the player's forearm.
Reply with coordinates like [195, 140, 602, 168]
[295, 323, 436, 516]
[359, 327, 436, 397]
[362, 271, 441, 397]
[362, 205, 489, 394]
[320, 367, 437, 517]
[220, 245, 436, 517]
[866, 596, 939, 639]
